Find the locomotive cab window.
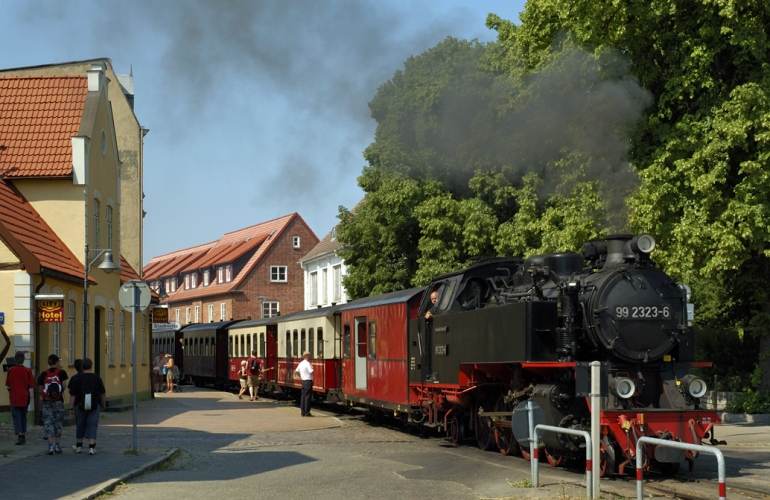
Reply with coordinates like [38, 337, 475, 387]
[438, 278, 460, 312]
[368, 321, 376, 359]
[343, 323, 351, 358]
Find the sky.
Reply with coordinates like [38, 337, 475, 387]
[0, 0, 526, 265]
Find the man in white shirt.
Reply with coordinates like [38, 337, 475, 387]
[294, 351, 314, 417]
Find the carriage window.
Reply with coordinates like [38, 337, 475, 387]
[228, 335, 233, 357]
[357, 321, 367, 358]
[368, 321, 376, 359]
[301, 329, 306, 355]
[260, 333, 266, 358]
[317, 327, 323, 357]
[192, 338, 197, 356]
[205, 337, 210, 356]
[308, 328, 314, 358]
[293, 329, 299, 357]
[286, 330, 291, 357]
[252, 334, 257, 356]
[343, 324, 350, 358]
[246, 335, 252, 357]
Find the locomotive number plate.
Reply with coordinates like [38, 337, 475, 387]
[615, 305, 671, 319]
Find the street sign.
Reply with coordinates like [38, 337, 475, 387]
[151, 307, 168, 323]
[119, 280, 152, 313]
[152, 322, 181, 331]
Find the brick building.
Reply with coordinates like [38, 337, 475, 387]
[143, 214, 319, 326]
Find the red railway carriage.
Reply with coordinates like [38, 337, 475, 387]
[339, 288, 424, 412]
[226, 317, 279, 393]
[274, 306, 343, 401]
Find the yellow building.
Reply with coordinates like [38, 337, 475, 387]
[0, 63, 151, 422]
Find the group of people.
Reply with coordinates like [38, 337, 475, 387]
[5, 353, 107, 455]
[151, 351, 176, 394]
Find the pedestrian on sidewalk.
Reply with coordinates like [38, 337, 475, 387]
[68, 359, 83, 452]
[67, 358, 106, 455]
[238, 360, 248, 399]
[5, 352, 34, 445]
[38, 354, 68, 454]
[152, 351, 165, 393]
[247, 351, 260, 401]
[295, 351, 314, 417]
[163, 354, 175, 393]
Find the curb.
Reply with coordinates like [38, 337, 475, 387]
[80, 447, 180, 500]
[720, 413, 770, 424]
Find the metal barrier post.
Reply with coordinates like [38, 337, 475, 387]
[533, 424, 593, 499]
[527, 399, 536, 482]
[636, 436, 726, 500]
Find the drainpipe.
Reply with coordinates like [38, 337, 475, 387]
[33, 271, 47, 425]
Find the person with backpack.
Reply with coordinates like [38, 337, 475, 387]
[5, 351, 35, 445]
[247, 351, 260, 401]
[67, 358, 106, 455]
[37, 354, 68, 454]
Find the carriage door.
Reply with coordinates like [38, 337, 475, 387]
[354, 316, 367, 390]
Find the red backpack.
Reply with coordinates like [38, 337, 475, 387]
[42, 368, 62, 400]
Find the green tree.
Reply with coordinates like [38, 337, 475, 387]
[488, 1, 770, 390]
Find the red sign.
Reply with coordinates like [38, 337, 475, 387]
[37, 299, 64, 323]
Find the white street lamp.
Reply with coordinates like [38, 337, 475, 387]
[83, 244, 120, 358]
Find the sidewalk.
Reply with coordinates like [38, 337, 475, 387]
[0, 388, 341, 499]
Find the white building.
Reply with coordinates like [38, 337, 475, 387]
[299, 226, 348, 309]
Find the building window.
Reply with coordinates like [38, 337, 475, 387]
[331, 228, 337, 241]
[186, 307, 191, 324]
[194, 306, 200, 323]
[175, 309, 180, 323]
[185, 274, 190, 290]
[106, 206, 113, 249]
[203, 269, 210, 286]
[191, 273, 198, 288]
[166, 278, 176, 293]
[142, 315, 147, 364]
[321, 268, 328, 305]
[208, 304, 213, 322]
[263, 301, 279, 318]
[333, 265, 341, 302]
[309, 272, 318, 305]
[369, 320, 376, 359]
[293, 236, 300, 248]
[271, 266, 287, 282]
[120, 312, 125, 365]
[225, 265, 231, 282]
[93, 199, 100, 247]
[67, 301, 75, 364]
[218, 267, 224, 283]
[52, 322, 60, 358]
[220, 302, 226, 321]
[108, 309, 114, 366]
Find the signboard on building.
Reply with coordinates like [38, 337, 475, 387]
[37, 299, 64, 323]
[151, 307, 168, 324]
[152, 322, 181, 331]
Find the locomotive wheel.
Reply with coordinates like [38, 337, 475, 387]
[519, 442, 532, 461]
[448, 415, 465, 444]
[475, 403, 496, 452]
[599, 436, 616, 478]
[544, 447, 564, 467]
[494, 428, 518, 456]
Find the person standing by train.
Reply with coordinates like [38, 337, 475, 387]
[247, 350, 260, 401]
[237, 360, 248, 399]
[295, 351, 314, 417]
[163, 354, 175, 393]
[152, 351, 165, 394]
[5, 352, 34, 445]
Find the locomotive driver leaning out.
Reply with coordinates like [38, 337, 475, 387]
[424, 290, 439, 320]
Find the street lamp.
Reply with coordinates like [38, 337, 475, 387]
[83, 243, 120, 358]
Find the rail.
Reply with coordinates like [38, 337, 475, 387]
[636, 436, 726, 500]
[532, 424, 593, 499]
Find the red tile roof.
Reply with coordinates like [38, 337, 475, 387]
[144, 214, 304, 303]
[0, 76, 89, 178]
[0, 179, 86, 280]
[119, 254, 141, 282]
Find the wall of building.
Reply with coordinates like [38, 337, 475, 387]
[303, 253, 348, 310]
[234, 218, 319, 319]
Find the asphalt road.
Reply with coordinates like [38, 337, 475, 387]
[103, 388, 770, 500]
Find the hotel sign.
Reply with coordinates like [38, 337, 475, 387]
[37, 299, 64, 323]
[151, 307, 168, 324]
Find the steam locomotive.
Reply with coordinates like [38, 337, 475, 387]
[160, 233, 719, 476]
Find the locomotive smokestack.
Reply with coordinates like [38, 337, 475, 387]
[604, 234, 633, 268]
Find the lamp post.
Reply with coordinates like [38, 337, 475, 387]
[83, 243, 120, 358]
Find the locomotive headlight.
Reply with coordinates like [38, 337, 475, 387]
[610, 377, 636, 399]
[681, 375, 708, 399]
[630, 233, 656, 254]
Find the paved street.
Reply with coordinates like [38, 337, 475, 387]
[3, 387, 770, 499]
